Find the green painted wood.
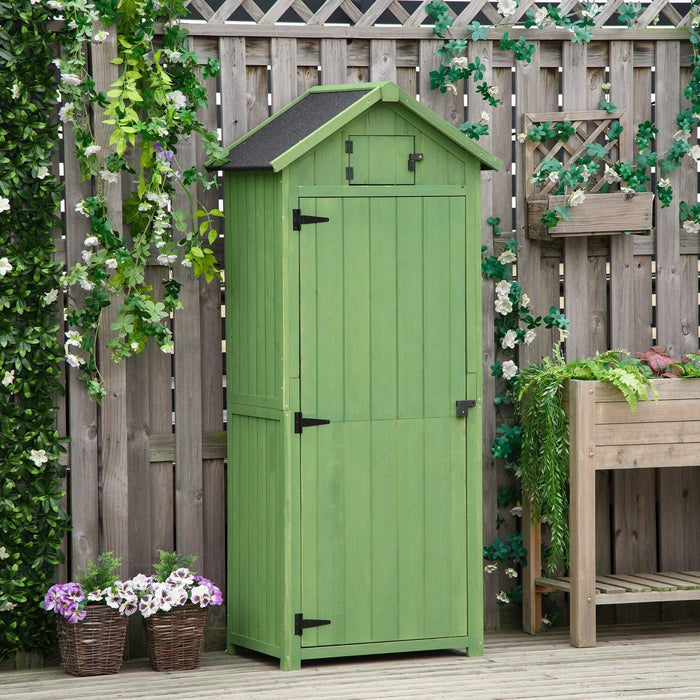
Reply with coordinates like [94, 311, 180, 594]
[298, 195, 470, 649]
[348, 135, 416, 184]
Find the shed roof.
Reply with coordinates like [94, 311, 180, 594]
[218, 82, 502, 172]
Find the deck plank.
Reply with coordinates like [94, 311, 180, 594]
[4, 624, 700, 698]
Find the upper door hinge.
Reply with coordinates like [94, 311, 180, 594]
[293, 209, 330, 231]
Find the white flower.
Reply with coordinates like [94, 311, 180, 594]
[533, 7, 549, 25]
[75, 201, 90, 217]
[190, 585, 211, 607]
[58, 102, 75, 123]
[181, 258, 193, 268]
[548, 170, 560, 183]
[0, 258, 12, 276]
[510, 506, 523, 517]
[451, 56, 470, 71]
[84, 144, 101, 157]
[517, 132, 527, 144]
[47, 0, 64, 9]
[29, 449, 48, 467]
[81, 250, 93, 264]
[36, 165, 50, 180]
[65, 351, 86, 367]
[603, 164, 620, 184]
[65, 330, 82, 347]
[0, 197, 10, 214]
[501, 329, 518, 349]
[501, 360, 518, 380]
[487, 85, 498, 97]
[657, 178, 671, 189]
[106, 258, 118, 269]
[165, 90, 187, 110]
[100, 170, 119, 184]
[11, 83, 21, 100]
[1, 601, 16, 612]
[87, 590, 104, 602]
[524, 329, 536, 345]
[495, 280, 511, 297]
[0, 546, 8, 559]
[139, 594, 159, 618]
[520, 293, 530, 309]
[495, 297, 513, 315]
[78, 279, 94, 291]
[582, 4, 601, 19]
[602, 82, 611, 91]
[559, 328, 570, 341]
[541, 617, 552, 627]
[621, 186, 635, 194]
[163, 49, 182, 63]
[480, 110, 490, 123]
[157, 254, 178, 266]
[567, 189, 586, 207]
[84, 236, 99, 247]
[484, 564, 498, 574]
[160, 341, 174, 354]
[496, 591, 510, 603]
[581, 164, 590, 183]
[61, 73, 81, 87]
[444, 82, 457, 95]
[43, 289, 58, 305]
[683, 220, 700, 234]
[689, 144, 700, 161]
[673, 129, 690, 142]
[497, 0, 518, 17]
[93, 30, 109, 42]
[2, 370, 14, 387]
[145, 191, 170, 208]
[505, 568, 518, 579]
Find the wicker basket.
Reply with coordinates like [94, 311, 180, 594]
[143, 603, 208, 671]
[56, 605, 128, 676]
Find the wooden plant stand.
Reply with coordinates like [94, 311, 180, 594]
[523, 378, 700, 647]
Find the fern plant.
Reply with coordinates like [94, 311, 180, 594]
[76, 552, 122, 593]
[152, 550, 198, 581]
[515, 349, 654, 571]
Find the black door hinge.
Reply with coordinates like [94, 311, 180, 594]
[456, 399, 476, 418]
[294, 412, 331, 434]
[345, 139, 354, 154]
[295, 613, 331, 636]
[346, 166, 354, 181]
[408, 153, 423, 171]
[293, 209, 330, 231]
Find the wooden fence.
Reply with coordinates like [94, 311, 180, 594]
[55, 0, 699, 642]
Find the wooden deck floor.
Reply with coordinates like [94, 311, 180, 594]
[4, 623, 700, 699]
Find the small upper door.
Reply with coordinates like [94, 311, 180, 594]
[346, 135, 418, 185]
[298, 195, 471, 648]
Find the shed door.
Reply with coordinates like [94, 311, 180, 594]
[298, 195, 470, 648]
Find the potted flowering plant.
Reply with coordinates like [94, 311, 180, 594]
[135, 551, 223, 671]
[41, 552, 136, 676]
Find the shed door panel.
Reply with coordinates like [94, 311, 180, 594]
[299, 196, 469, 648]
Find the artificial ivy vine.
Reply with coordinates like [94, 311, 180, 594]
[0, 0, 70, 660]
[56, 0, 226, 400]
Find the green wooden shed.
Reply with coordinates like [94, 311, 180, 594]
[220, 81, 502, 670]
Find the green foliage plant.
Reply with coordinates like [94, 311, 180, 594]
[152, 549, 197, 580]
[55, 0, 227, 400]
[0, 0, 70, 661]
[515, 349, 655, 570]
[76, 551, 122, 592]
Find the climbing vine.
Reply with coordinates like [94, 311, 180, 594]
[0, 0, 70, 660]
[56, 0, 226, 400]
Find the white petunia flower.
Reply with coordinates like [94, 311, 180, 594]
[100, 170, 119, 184]
[567, 189, 586, 207]
[495, 297, 513, 315]
[36, 165, 50, 180]
[497, 0, 518, 17]
[81, 250, 92, 264]
[106, 258, 118, 269]
[165, 90, 187, 110]
[501, 329, 518, 349]
[65, 351, 86, 367]
[495, 280, 511, 297]
[0, 197, 10, 214]
[498, 250, 517, 266]
[65, 330, 82, 347]
[2, 370, 14, 387]
[501, 360, 518, 380]
[524, 328, 536, 345]
[84, 144, 101, 157]
[83, 236, 99, 247]
[58, 102, 75, 123]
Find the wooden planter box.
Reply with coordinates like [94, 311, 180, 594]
[527, 192, 654, 240]
[523, 378, 700, 647]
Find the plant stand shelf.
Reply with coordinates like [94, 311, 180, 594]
[523, 378, 700, 647]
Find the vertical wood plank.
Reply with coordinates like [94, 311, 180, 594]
[369, 40, 396, 83]
[63, 115, 99, 579]
[419, 40, 461, 126]
[561, 42, 589, 362]
[568, 380, 597, 648]
[219, 37, 249, 145]
[90, 27, 128, 578]
[321, 38, 348, 85]
[174, 129, 204, 565]
[271, 38, 298, 112]
[199, 73, 226, 627]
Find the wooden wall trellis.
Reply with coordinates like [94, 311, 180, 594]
[55, 0, 699, 642]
